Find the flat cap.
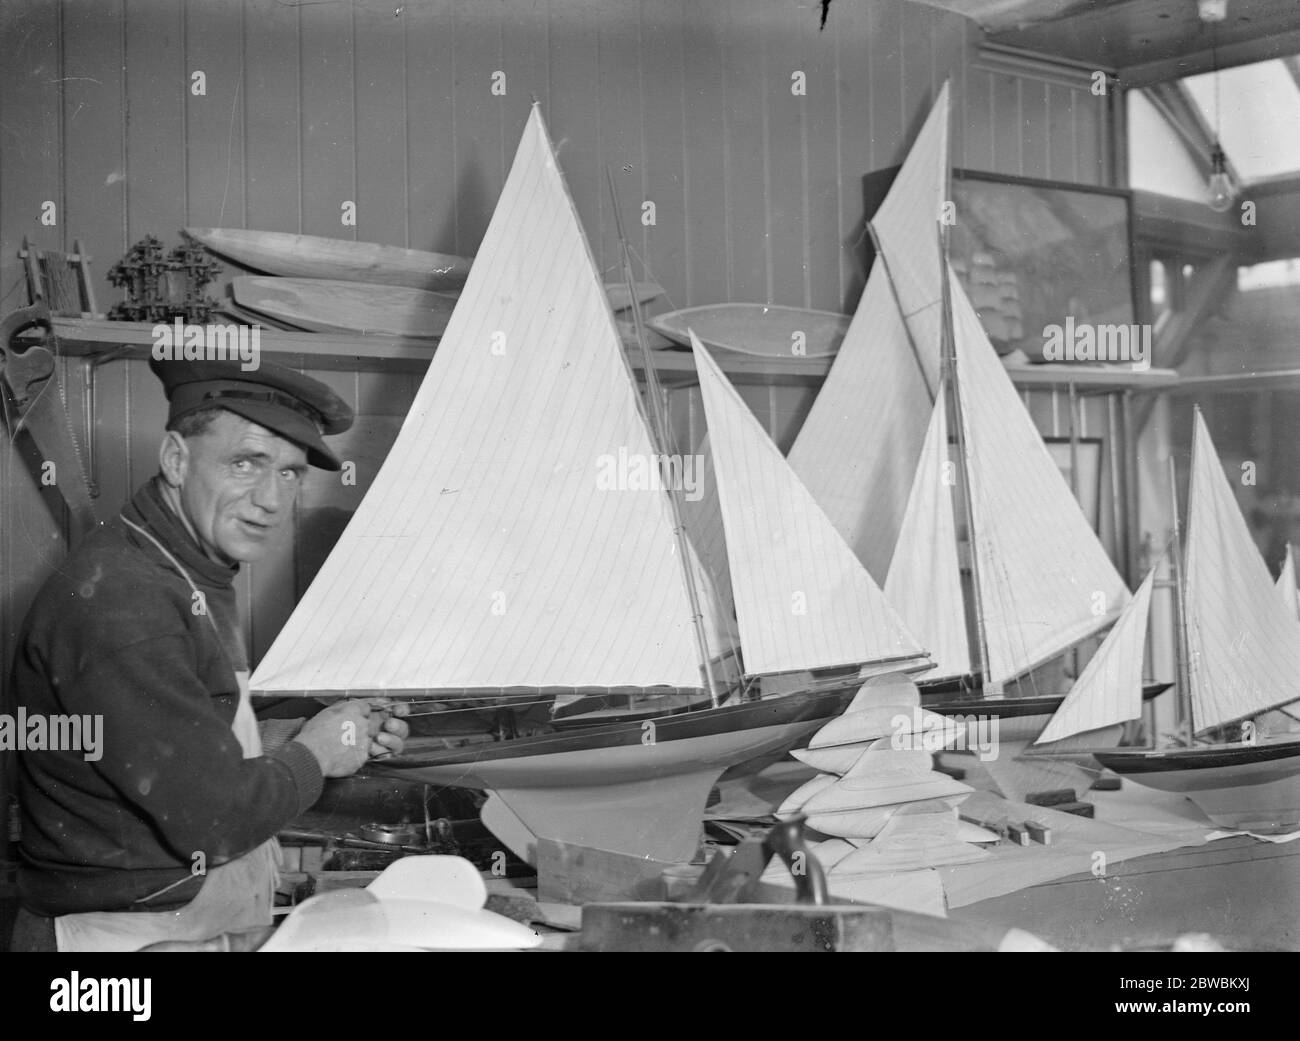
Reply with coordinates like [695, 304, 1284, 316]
[149, 358, 354, 470]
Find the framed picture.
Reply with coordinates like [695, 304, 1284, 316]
[863, 167, 1138, 363]
[947, 171, 1137, 362]
[1044, 436, 1104, 533]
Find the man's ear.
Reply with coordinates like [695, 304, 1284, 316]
[159, 430, 190, 488]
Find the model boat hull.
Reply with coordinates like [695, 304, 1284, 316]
[231, 276, 459, 338]
[187, 227, 473, 291]
[1095, 739, 1300, 832]
[374, 685, 862, 862]
[648, 303, 850, 359]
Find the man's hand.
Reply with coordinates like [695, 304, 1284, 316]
[294, 699, 409, 778]
[366, 698, 410, 758]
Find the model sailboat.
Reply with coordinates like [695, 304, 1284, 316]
[1036, 412, 1300, 831]
[250, 105, 935, 864]
[790, 82, 1131, 703]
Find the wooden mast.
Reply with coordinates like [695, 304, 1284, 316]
[1168, 453, 1195, 746]
[939, 227, 990, 689]
[606, 167, 722, 707]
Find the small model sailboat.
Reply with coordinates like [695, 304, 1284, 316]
[790, 82, 1131, 704]
[251, 105, 935, 864]
[1039, 412, 1300, 832]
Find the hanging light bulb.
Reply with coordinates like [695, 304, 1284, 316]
[1207, 141, 1234, 212]
[1202, 11, 1233, 213]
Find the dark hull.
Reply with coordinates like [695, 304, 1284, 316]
[378, 682, 861, 774]
[1095, 739, 1300, 832]
[923, 680, 1170, 718]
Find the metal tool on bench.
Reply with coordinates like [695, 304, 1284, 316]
[579, 816, 895, 952]
[687, 814, 830, 905]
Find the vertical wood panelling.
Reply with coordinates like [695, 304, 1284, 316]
[720, 2, 767, 304]
[959, 69, 996, 172]
[243, 0, 299, 232]
[300, 3, 355, 238]
[868, 1, 904, 171]
[765, 3, 810, 309]
[991, 72, 1021, 176]
[499, 0, 550, 239]
[1, 0, 62, 708]
[678, 3, 727, 307]
[546, 5, 600, 264]
[803, 10, 841, 312]
[1020, 77, 1049, 179]
[185, 0, 248, 228]
[57, 1, 123, 311]
[450, 3, 505, 257]
[124, 0, 186, 243]
[355, 1, 409, 249]
[900, 1, 936, 161]
[1075, 87, 1107, 186]
[596, 6, 644, 284]
[833, 0, 872, 310]
[405, 0, 458, 253]
[3, 0, 1128, 689]
[639, 1, 687, 309]
[1047, 84, 1075, 182]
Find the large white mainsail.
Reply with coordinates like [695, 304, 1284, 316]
[251, 107, 712, 696]
[1184, 412, 1300, 730]
[690, 332, 929, 677]
[950, 268, 1130, 685]
[884, 387, 970, 679]
[1034, 567, 1156, 745]
[786, 84, 950, 582]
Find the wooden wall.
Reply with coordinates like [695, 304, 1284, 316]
[0, 0, 1120, 687]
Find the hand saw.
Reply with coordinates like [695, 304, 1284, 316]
[1, 303, 100, 540]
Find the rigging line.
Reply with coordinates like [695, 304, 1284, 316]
[869, 221, 937, 406]
[614, 240, 744, 676]
[608, 166, 722, 707]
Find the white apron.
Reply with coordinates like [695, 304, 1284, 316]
[55, 519, 282, 952]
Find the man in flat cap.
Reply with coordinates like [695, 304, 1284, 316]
[8, 357, 408, 952]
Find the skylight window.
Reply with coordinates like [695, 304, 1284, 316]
[1183, 59, 1300, 184]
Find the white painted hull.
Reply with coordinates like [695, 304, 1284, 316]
[390, 717, 824, 863]
[1096, 740, 1300, 832]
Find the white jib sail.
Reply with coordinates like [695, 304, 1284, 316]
[1184, 413, 1300, 730]
[251, 107, 707, 695]
[870, 79, 950, 359]
[786, 268, 935, 582]
[950, 269, 1130, 685]
[690, 332, 929, 676]
[885, 388, 971, 680]
[785, 86, 950, 582]
[1034, 567, 1156, 745]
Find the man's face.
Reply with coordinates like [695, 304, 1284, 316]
[176, 412, 308, 565]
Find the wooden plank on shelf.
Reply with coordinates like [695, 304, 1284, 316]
[45, 316, 1182, 391]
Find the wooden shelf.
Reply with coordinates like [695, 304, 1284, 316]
[45, 315, 1180, 392]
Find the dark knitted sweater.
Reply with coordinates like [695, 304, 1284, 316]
[11, 479, 324, 916]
